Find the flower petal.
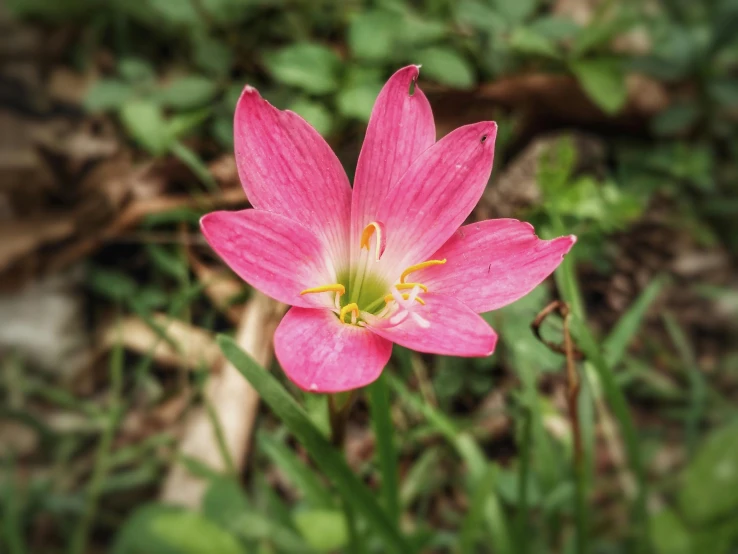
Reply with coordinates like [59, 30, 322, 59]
[201, 209, 335, 308]
[234, 86, 352, 266]
[274, 307, 393, 393]
[351, 66, 435, 259]
[374, 121, 497, 280]
[416, 220, 576, 313]
[366, 293, 497, 357]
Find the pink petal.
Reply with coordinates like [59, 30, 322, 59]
[351, 66, 435, 262]
[201, 209, 336, 308]
[234, 86, 352, 265]
[374, 121, 497, 279]
[274, 307, 393, 393]
[416, 220, 576, 313]
[366, 293, 497, 357]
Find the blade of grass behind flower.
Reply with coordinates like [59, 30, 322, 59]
[460, 464, 499, 554]
[217, 335, 411, 554]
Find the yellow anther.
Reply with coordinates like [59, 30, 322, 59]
[395, 282, 428, 292]
[384, 293, 426, 305]
[360, 221, 386, 261]
[400, 259, 446, 283]
[339, 303, 360, 323]
[300, 284, 345, 296]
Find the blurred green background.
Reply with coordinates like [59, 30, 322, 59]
[1, 0, 737, 552]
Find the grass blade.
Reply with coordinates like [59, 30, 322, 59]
[257, 432, 335, 509]
[218, 335, 410, 554]
[604, 275, 668, 368]
[460, 464, 498, 554]
[368, 374, 400, 525]
[387, 373, 513, 554]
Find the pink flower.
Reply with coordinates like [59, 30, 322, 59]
[201, 66, 575, 393]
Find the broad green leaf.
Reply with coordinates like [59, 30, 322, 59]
[148, 0, 200, 26]
[264, 43, 341, 95]
[337, 82, 382, 122]
[218, 336, 410, 553]
[400, 15, 447, 45]
[680, 422, 738, 524]
[193, 36, 234, 77]
[415, 47, 475, 89]
[119, 57, 156, 82]
[527, 16, 580, 41]
[119, 100, 171, 155]
[650, 509, 692, 554]
[509, 27, 560, 58]
[348, 10, 400, 61]
[651, 102, 701, 136]
[603, 275, 668, 368]
[491, 0, 537, 24]
[570, 59, 627, 115]
[112, 504, 245, 554]
[155, 76, 218, 109]
[293, 510, 348, 552]
[85, 79, 134, 112]
[455, 0, 507, 32]
[288, 99, 334, 136]
[708, 78, 738, 107]
[570, 13, 639, 57]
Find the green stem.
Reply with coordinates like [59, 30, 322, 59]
[368, 375, 400, 526]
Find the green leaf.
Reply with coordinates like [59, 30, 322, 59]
[288, 99, 334, 136]
[650, 509, 692, 554]
[264, 43, 341, 95]
[218, 336, 410, 553]
[570, 59, 627, 115]
[119, 100, 171, 155]
[455, 0, 507, 33]
[490, 0, 537, 24]
[337, 82, 382, 122]
[119, 57, 156, 82]
[680, 422, 738, 524]
[509, 27, 560, 58]
[603, 275, 668, 368]
[112, 504, 245, 554]
[148, 0, 200, 26]
[460, 465, 498, 554]
[651, 102, 701, 136]
[348, 10, 400, 61]
[571, 13, 639, 57]
[193, 36, 234, 77]
[293, 510, 349, 552]
[85, 79, 134, 112]
[415, 47, 475, 89]
[155, 76, 218, 110]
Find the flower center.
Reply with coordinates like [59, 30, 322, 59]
[300, 222, 446, 325]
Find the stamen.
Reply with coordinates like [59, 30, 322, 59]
[339, 303, 359, 323]
[301, 284, 345, 296]
[360, 221, 386, 261]
[384, 293, 426, 305]
[395, 282, 428, 292]
[400, 259, 446, 283]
